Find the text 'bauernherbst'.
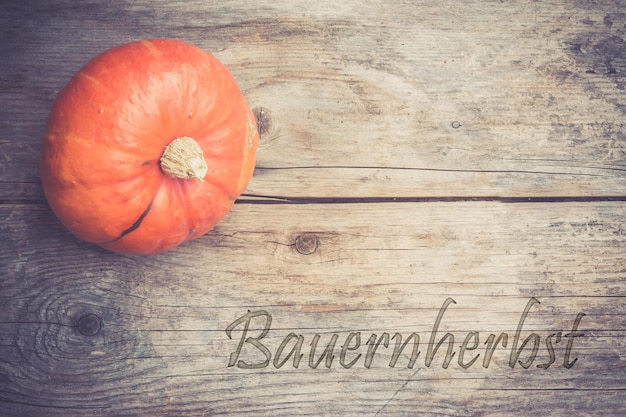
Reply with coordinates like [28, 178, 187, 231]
[225, 298, 585, 370]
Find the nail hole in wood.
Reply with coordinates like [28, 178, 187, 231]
[294, 234, 319, 255]
[77, 313, 102, 336]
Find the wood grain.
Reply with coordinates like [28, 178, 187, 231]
[1, 0, 625, 416]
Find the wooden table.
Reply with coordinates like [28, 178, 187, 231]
[1, 1, 625, 416]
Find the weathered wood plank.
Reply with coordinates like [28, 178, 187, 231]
[1, 1, 625, 416]
[1, 202, 624, 416]
[1, 0, 625, 200]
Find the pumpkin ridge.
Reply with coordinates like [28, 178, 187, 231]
[77, 71, 105, 89]
[140, 39, 164, 59]
[101, 198, 154, 245]
[205, 175, 239, 202]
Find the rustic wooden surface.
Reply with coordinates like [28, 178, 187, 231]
[1, 1, 625, 416]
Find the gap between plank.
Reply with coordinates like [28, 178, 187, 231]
[237, 195, 626, 204]
[2, 195, 626, 206]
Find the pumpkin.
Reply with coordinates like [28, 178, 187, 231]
[39, 39, 258, 255]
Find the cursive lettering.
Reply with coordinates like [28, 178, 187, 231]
[225, 298, 585, 371]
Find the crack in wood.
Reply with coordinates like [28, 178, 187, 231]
[254, 165, 610, 177]
[373, 368, 420, 417]
[238, 195, 626, 204]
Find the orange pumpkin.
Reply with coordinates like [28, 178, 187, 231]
[40, 39, 258, 254]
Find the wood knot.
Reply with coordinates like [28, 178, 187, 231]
[253, 106, 273, 138]
[294, 234, 319, 255]
[77, 313, 102, 336]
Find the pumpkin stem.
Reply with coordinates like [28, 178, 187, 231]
[160, 136, 208, 181]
